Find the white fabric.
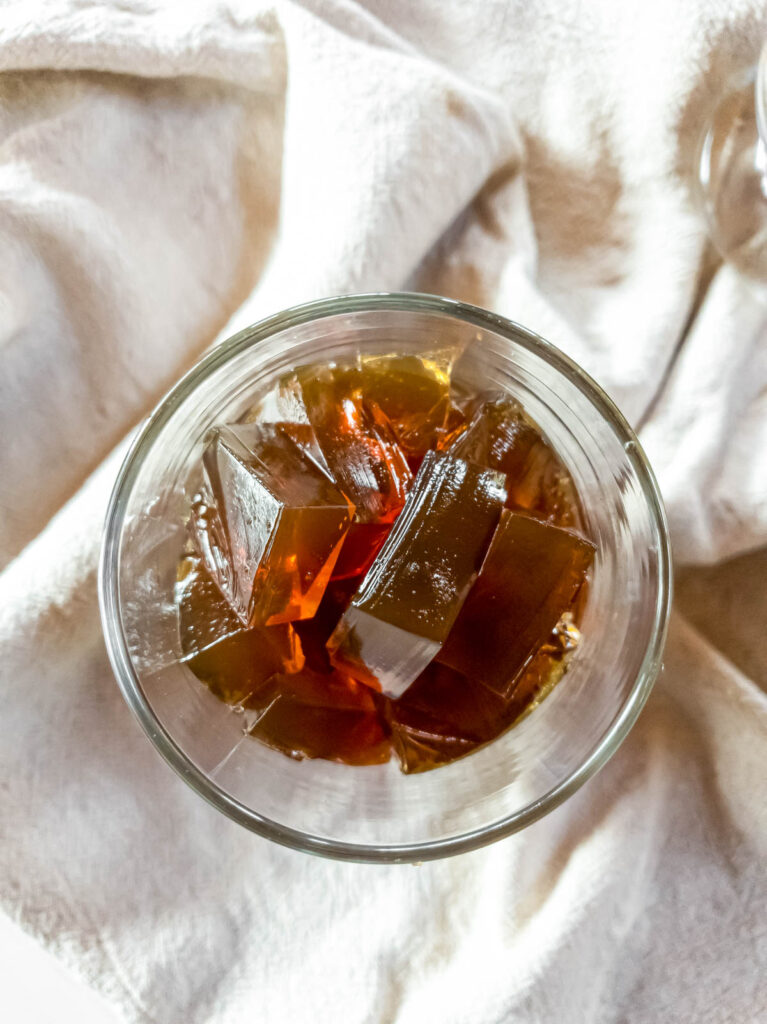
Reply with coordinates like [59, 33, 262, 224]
[1, 1, 766, 1021]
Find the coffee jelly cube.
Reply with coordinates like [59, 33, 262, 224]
[384, 662, 511, 773]
[177, 555, 303, 705]
[328, 451, 507, 697]
[438, 510, 595, 697]
[352, 348, 461, 468]
[299, 367, 413, 524]
[242, 375, 331, 475]
[197, 423, 354, 626]
[245, 668, 391, 766]
[448, 394, 581, 527]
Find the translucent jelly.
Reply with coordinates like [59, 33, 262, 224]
[438, 510, 595, 697]
[328, 451, 507, 697]
[250, 365, 413, 525]
[383, 662, 511, 773]
[244, 668, 390, 766]
[348, 348, 462, 468]
[177, 351, 595, 773]
[446, 394, 582, 528]
[300, 366, 413, 524]
[195, 423, 354, 626]
[242, 375, 331, 475]
[383, 630, 577, 772]
[177, 555, 304, 705]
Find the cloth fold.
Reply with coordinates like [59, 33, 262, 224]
[1, 2, 766, 1022]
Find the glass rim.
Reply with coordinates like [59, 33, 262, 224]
[98, 291, 672, 864]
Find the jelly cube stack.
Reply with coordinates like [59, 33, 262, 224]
[178, 348, 595, 773]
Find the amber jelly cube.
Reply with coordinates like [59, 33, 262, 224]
[328, 451, 507, 697]
[435, 400, 474, 453]
[299, 367, 413, 524]
[500, 640, 572, 724]
[438, 510, 595, 697]
[177, 555, 303, 706]
[351, 348, 461, 468]
[330, 521, 391, 581]
[246, 362, 419, 522]
[198, 423, 354, 626]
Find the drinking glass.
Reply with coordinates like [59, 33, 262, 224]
[99, 293, 671, 862]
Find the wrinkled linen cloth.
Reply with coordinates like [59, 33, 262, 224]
[1, 1, 766, 1021]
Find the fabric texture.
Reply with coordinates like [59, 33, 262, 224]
[1, 1, 766, 1021]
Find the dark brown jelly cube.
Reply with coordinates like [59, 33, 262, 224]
[447, 394, 582, 528]
[384, 662, 511, 773]
[244, 668, 391, 766]
[328, 451, 506, 697]
[438, 510, 594, 697]
[387, 623, 581, 773]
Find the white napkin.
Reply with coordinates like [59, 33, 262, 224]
[1, 1, 766, 1021]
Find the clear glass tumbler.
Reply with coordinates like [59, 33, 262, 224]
[99, 293, 672, 862]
